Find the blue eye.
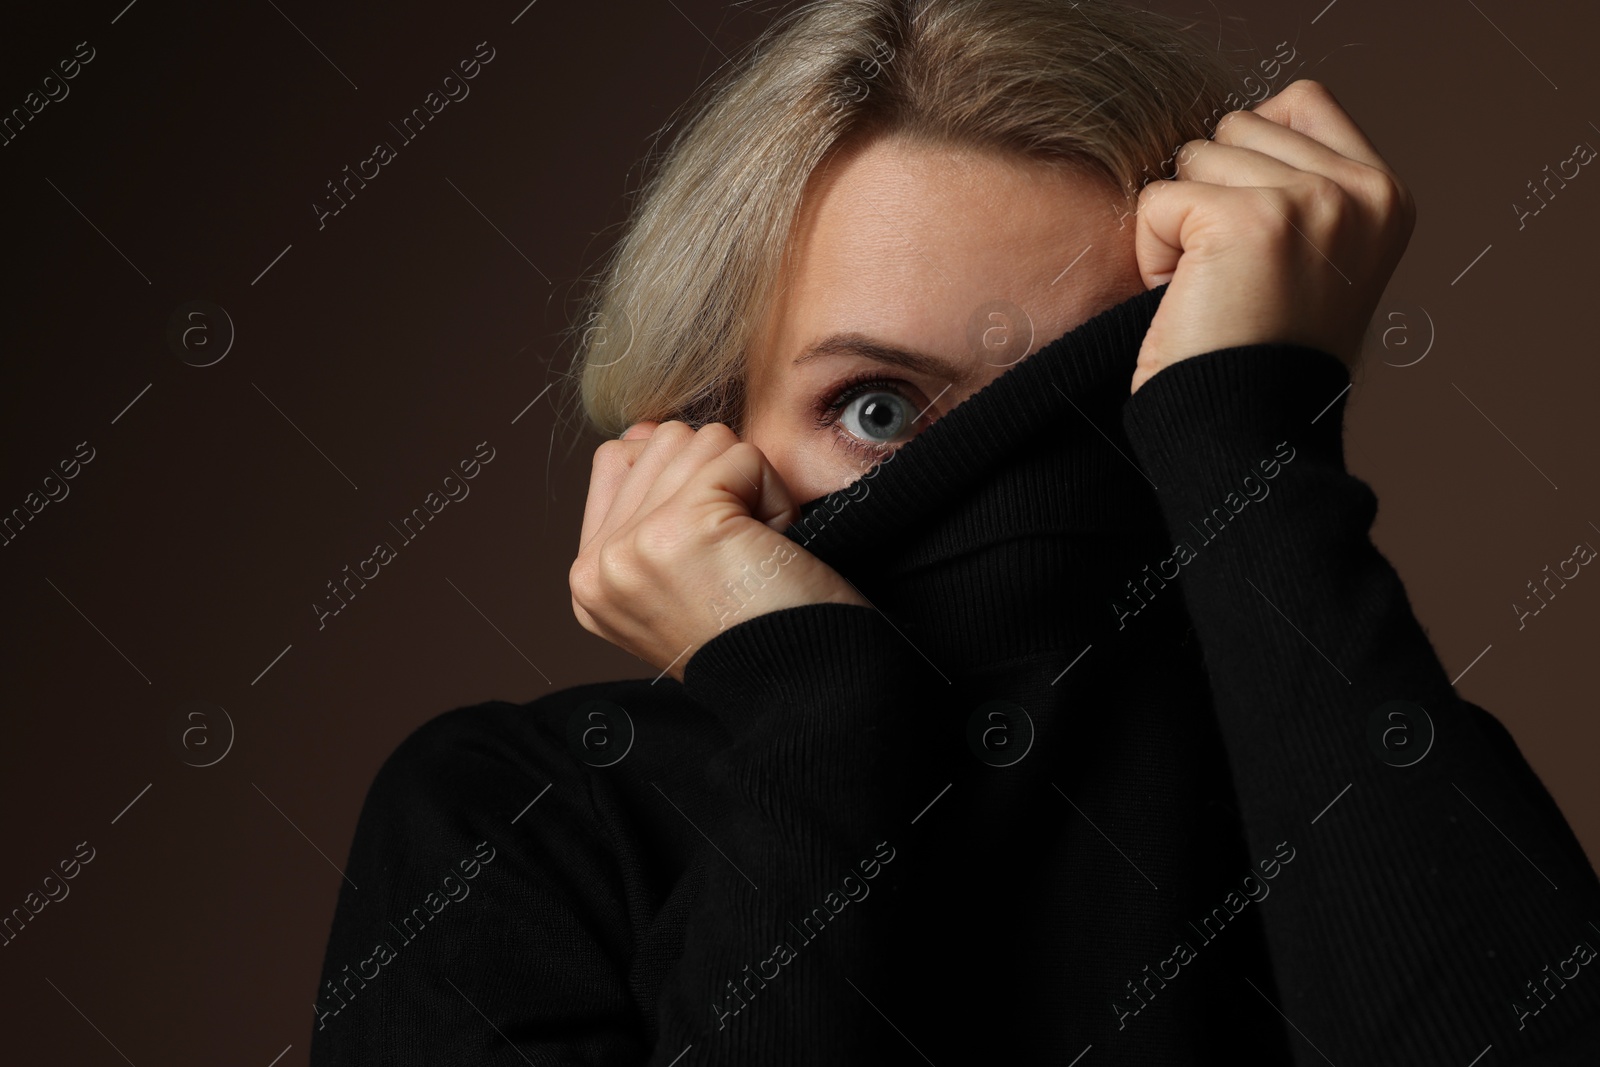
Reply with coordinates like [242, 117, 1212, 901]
[813, 374, 935, 459]
[839, 389, 914, 443]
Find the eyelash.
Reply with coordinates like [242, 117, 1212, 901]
[813, 372, 926, 463]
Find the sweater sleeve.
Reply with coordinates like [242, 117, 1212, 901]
[306, 603, 948, 1067]
[1121, 344, 1600, 1067]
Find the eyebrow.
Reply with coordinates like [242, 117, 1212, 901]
[790, 332, 971, 383]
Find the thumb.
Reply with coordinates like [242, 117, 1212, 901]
[691, 441, 801, 534]
[1133, 180, 1186, 290]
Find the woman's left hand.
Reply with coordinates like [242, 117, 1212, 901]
[1130, 78, 1417, 394]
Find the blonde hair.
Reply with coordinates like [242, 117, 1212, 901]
[563, 0, 1253, 438]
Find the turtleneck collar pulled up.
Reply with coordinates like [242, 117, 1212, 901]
[781, 282, 1189, 680]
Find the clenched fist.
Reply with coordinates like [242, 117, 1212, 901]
[1131, 79, 1417, 392]
[569, 420, 869, 682]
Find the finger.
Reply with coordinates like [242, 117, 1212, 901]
[1171, 136, 1307, 191]
[634, 423, 743, 516]
[601, 420, 699, 538]
[1193, 111, 1357, 187]
[676, 440, 800, 535]
[1246, 79, 1392, 176]
[1132, 179, 1235, 288]
[621, 420, 659, 442]
[578, 438, 650, 551]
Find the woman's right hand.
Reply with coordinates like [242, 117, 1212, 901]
[569, 419, 869, 681]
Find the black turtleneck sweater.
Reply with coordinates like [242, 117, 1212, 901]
[308, 285, 1600, 1066]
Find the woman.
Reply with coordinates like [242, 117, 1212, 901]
[310, 1, 1600, 1064]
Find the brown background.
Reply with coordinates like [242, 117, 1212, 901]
[1, 0, 1596, 1063]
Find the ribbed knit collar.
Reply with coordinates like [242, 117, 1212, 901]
[781, 282, 1186, 677]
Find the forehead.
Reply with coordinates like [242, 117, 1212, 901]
[755, 132, 1132, 373]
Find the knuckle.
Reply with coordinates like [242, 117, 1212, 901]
[594, 536, 625, 576]
[632, 508, 689, 564]
[697, 422, 740, 448]
[1175, 137, 1209, 167]
[568, 553, 599, 604]
[1303, 172, 1345, 211]
[1278, 174, 1346, 231]
[1350, 164, 1397, 205]
[1365, 167, 1415, 226]
[1282, 78, 1329, 102]
[593, 537, 647, 597]
[593, 438, 628, 471]
[655, 419, 695, 443]
[1213, 109, 1250, 137]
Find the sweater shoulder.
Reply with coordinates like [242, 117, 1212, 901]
[378, 676, 690, 774]
[314, 681, 707, 1059]
[360, 677, 718, 837]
